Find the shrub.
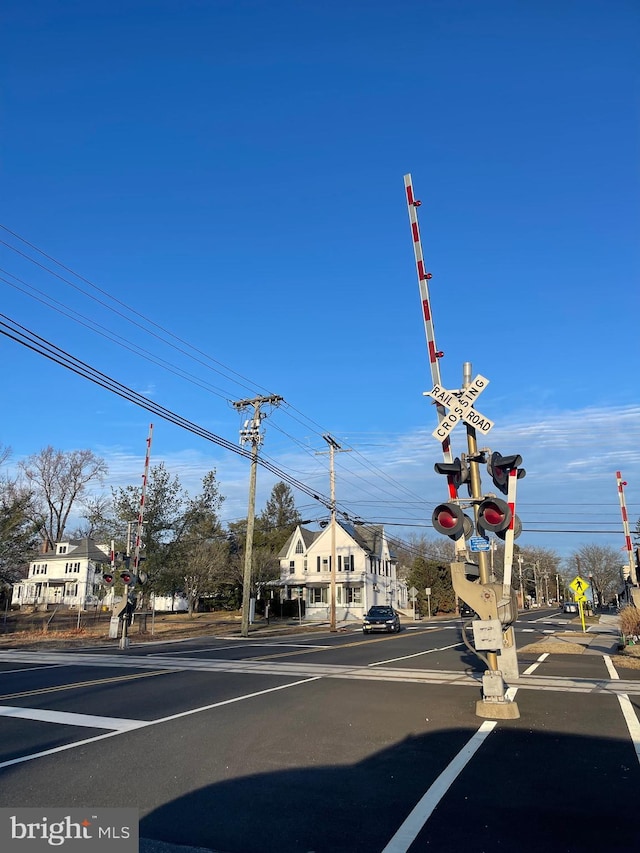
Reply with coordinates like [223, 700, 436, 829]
[619, 606, 640, 640]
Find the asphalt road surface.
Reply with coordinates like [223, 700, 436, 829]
[0, 608, 638, 852]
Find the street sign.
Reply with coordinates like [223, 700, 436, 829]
[426, 374, 494, 441]
[408, 586, 418, 601]
[470, 536, 491, 552]
[575, 593, 587, 603]
[569, 576, 590, 595]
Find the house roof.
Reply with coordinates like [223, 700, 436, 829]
[277, 526, 321, 558]
[278, 522, 396, 560]
[34, 538, 110, 563]
[341, 522, 397, 560]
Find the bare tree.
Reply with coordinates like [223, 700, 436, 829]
[19, 447, 108, 546]
[0, 445, 39, 588]
[182, 538, 229, 616]
[69, 494, 117, 543]
[566, 544, 624, 608]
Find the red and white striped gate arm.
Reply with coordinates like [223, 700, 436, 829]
[403, 174, 455, 483]
[501, 468, 519, 598]
[133, 424, 154, 574]
[616, 471, 637, 585]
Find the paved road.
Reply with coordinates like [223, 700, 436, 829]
[0, 609, 637, 852]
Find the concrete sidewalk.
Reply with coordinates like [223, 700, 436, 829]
[583, 613, 620, 655]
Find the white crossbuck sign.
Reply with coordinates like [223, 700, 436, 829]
[425, 374, 494, 441]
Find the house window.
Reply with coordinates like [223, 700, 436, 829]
[344, 555, 354, 572]
[303, 559, 308, 572]
[295, 540, 304, 554]
[289, 560, 295, 575]
[310, 587, 328, 604]
[344, 587, 362, 604]
[57, 546, 67, 554]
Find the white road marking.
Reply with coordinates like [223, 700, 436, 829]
[604, 654, 640, 767]
[522, 653, 549, 676]
[148, 642, 331, 657]
[0, 676, 321, 770]
[381, 721, 497, 853]
[380, 654, 551, 852]
[369, 643, 463, 667]
[0, 705, 145, 730]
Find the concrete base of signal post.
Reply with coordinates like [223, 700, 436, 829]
[475, 671, 520, 719]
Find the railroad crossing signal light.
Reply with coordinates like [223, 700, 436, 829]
[434, 457, 469, 492]
[432, 503, 473, 540]
[477, 497, 513, 535]
[487, 452, 525, 495]
[120, 571, 134, 586]
[102, 572, 115, 587]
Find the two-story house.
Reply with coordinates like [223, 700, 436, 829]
[11, 538, 111, 610]
[277, 521, 407, 622]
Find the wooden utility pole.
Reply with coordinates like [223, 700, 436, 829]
[233, 395, 283, 638]
[319, 435, 350, 632]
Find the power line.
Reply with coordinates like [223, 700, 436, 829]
[0, 313, 332, 509]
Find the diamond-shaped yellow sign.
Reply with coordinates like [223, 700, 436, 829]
[569, 575, 590, 594]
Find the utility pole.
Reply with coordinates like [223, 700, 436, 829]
[319, 435, 350, 632]
[233, 395, 283, 638]
[119, 424, 153, 650]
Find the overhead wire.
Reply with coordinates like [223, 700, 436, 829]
[1, 227, 638, 541]
[0, 227, 438, 520]
[0, 313, 332, 509]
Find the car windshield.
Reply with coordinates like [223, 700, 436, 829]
[368, 607, 393, 616]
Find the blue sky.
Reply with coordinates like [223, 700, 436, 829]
[1, 0, 639, 562]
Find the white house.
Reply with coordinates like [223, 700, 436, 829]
[11, 538, 111, 610]
[277, 522, 407, 622]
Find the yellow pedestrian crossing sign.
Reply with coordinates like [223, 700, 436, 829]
[574, 593, 587, 603]
[569, 575, 590, 595]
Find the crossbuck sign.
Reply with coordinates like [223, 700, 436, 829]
[425, 374, 494, 441]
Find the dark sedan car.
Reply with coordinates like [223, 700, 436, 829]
[362, 606, 401, 634]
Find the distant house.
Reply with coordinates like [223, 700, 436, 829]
[11, 539, 110, 610]
[276, 522, 407, 622]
